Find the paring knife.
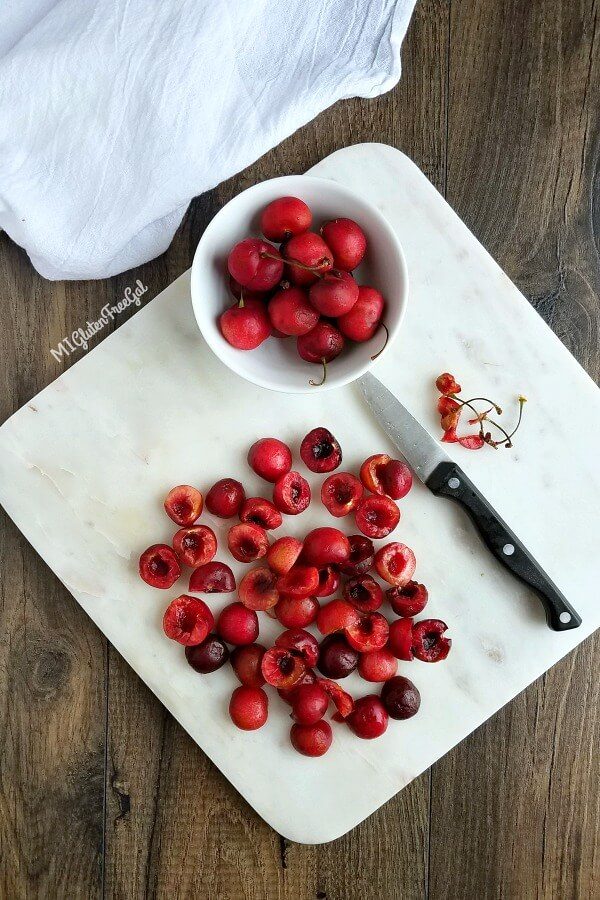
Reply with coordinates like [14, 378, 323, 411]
[359, 372, 581, 632]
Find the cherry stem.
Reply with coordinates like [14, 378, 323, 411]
[453, 393, 526, 449]
[260, 251, 331, 275]
[309, 358, 327, 387]
[370, 322, 389, 360]
[453, 395, 502, 416]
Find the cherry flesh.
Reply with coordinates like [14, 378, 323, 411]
[272, 471, 311, 515]
[162, 595, 214, 646]
[227, 523, 269, 563]
[412, 619, 452, 662]
[238, 566, 279, 611]
[276, 565, 320, 598]
[300, 427, 342, 473]
[314, 565, 340, 597]
[360, 454, 412, 499]
[387, 581, 429, 617]
[355, 494, 400, 539]
[139, 544, 181, 589]
[275, 628, 319, 667]
[261, 647, 306, 689]
[164, 485, 203, 526]
[345, 611, 389, 653]
[172, 525, 217, 568]
[239, 497, 282, 530]
[374, 542, 417, 587]
[321, 472, 363, 517]
[338, 535, 374, 576]
[343, 574, 384, 612]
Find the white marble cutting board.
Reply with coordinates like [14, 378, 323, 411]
[0, 144, 599, 844]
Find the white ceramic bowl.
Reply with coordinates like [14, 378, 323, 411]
[190, 175, 408, 393]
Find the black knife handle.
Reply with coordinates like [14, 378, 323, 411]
[426, 461, 581, 632]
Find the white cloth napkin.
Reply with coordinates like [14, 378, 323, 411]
[0, 0, 416, 280]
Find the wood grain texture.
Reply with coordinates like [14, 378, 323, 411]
[0, 1, 598, 898]
[430, 2, 600, 899]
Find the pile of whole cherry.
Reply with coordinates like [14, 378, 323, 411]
[139, 428, 452, 757]
[220, 196, 387, 385]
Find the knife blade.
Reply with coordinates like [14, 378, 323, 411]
[359, 372, 582, 632]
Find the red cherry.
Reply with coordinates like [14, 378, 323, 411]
[283, 232, 333, 286]
[345, 611, 389, 653]
[275, 595, 319, 628]
[229, 685, 268, 730]
[314, 565, 340, 597]
[358, 647, 398, 682]
[276, 565, 319, 598]
[355, 494, 400, 539]
[337, 286, 385, 341]
[338, 535, 375, 576]
[374, 542, 416, 587]
[381, 675, 421, 719]
[290, 683, 329, 725]
[227, 238, 283, 291]
[301, 527, 350, 567]
[300, 427, 342, 473]
[347, 695, 388, 739]
[342, 574, 384, 612]
[205, 478, 245, 518]
[220, 299, 271, 350]
[172, 525, 217, 568]
[321, 472, 363, 517]
[320, 218, 367, 271]
[188, 561, 235, 594]
[297, 322, 344, 386]
[308, 270, 359, 317]
[239, 497, 283, 530]
[266, 536, 304, 575]
[185, 635, 229, 673]
[228, 275, 269, 303]
[217, 602, 259, 646]
[227, 523, 270, 563]
[388, 617, 414, 660]
[248, 438, 292, 483]
[387, 581, 429, 617]
[275, 628, 319, 667]
[238, 567, 279, 611]
[272, 471, 311, 515]
[290, 720, 332, 756]
[139, 543, 181, 589]
[260, 196, 312, 242]
[230, 643, 266, 687]
[412, 618, 452, 662]
[162, 595, 214, 646]
[268, 286, 319, 336]
[164, 485, 203, 526]
[261, 647, 306, 689]
[316, 599, 360, 636]
[360, 454, 412, 499]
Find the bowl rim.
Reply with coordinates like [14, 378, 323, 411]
[190, 174, 409, 393]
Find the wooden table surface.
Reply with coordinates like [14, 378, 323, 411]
[1, 2, 599, 897]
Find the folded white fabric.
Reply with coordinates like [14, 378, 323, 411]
[0, 0, 416, 280]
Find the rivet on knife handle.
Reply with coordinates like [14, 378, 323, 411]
[426, 461, 582, 632]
